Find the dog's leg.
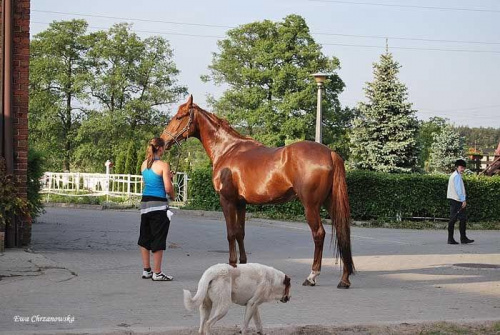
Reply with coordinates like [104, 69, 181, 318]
[253, 307, 263, 334]
[204, 279, 231, 335]
[205, 303, 229, 335]
[242, 301, 260, 335]
[199, 297, 212, 335]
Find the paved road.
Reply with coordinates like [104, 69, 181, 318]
[0, 207, 499, 334]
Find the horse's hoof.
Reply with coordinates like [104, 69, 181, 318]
[337, 281, 350, 289]
[229, 262, 237, 268]
[302, 279, 316, 286]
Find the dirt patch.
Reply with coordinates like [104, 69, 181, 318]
[157, 321, 500, 335]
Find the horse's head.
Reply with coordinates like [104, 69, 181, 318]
[161, 95, 197, 150]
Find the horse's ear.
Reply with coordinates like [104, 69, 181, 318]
[187, 94, 193, 107]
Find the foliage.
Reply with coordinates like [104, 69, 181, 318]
[124, 141, 138, 175]
[417, 117, 448, 171]
[428, 125, 465, 173]
[456, 126, 500, 153]
[186, 167, 221, 211]
[29, 20, 187, 173]
[186, 167, 500, 223]
[86, 23, 187, 128]
[0, 158, 28, 230]
[27, 149, 45, 219]
[350, 51, 420, 173]
[29, 19, 91, 171]
[75, 23, 187, 172]
[203, 14, 353, 152]
[164, 138, 212, 173]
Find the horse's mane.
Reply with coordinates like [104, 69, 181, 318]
[194, 104, 259, 143]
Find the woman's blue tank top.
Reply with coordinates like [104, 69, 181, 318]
[142, 166, 167, 199]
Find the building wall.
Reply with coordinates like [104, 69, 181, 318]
[1, 0, 31, 247]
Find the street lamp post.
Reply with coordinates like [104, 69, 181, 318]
[312, 72, 328, 144]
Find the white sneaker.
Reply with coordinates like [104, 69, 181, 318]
[142, 270, 153, 279]
[152, 272, 173, 281]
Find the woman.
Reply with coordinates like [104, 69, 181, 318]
[138, 137, 176, 281]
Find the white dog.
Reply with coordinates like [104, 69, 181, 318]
[183, 263, 291, 335]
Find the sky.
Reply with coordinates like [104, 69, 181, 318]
[31, 0, 500, 128]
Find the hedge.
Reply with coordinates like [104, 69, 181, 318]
[186, 167, 500, 222]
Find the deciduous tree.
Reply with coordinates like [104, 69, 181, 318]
[29, 20, 91, 171]
[428, 125, 465, 173]
[203, 15, 350, 151]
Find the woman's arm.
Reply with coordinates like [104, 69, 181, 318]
[162, 162, 176, 200]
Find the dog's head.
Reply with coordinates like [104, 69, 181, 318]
[280, 275, 291, 303]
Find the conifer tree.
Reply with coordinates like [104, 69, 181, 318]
[350, 51, 419, 172]
[124, 141, 138, 175]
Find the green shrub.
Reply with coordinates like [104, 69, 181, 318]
[0, 157, 28, 230]
[27, 149, 45, 219]
[186, 167, 500, 223]
[186, 167, 221, 211]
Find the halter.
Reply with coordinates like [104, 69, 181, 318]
[161, 107, 194, 172]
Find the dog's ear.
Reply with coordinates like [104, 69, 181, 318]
[283, 275, 291, 286]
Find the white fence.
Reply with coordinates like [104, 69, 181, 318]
[40, 172, 189, 206]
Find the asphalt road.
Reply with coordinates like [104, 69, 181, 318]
[1, 207, 499, 334]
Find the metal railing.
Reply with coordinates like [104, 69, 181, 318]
[40, 172, 189, 206]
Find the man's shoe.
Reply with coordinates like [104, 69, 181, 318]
[461, 238, 474, 244]
[448, 239, 459, 245]
[142, 269, 153, 279]
[152, 272, 173, 281]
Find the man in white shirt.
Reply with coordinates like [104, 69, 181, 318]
[446, 159, 474, 244]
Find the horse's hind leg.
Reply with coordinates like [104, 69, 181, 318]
[324, 196, 352, 289]
[302, 204, 325, 286]
[220, 196, 238, 267]
[338, 263, 351, 289]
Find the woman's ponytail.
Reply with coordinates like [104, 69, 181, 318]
[146, 137, 165, 169]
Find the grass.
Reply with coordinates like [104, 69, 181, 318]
[44, 193, 140, 207]
[415, 321, 500, 334]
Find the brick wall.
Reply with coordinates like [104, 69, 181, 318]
[14, 0, 31, 246]
[1, 0, 31, 246]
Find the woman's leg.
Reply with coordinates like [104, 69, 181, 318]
[152, 250, 164, 273]
[140, 246, 151, 269]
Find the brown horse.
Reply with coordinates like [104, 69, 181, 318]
[161, 96, 354, 288]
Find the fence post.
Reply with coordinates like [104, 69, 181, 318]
[127, 174, 131, 198]
[76, 173, 80, 193]
[47, 173, 52, 202]
[183, 173, 188, 203]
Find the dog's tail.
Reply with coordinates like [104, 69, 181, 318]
[183, 264, 229, 311]
[183, 289, 199, 311]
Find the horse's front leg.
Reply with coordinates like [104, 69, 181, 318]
[220, 196, 238, 267]
[236, 202, 247, 264]
[302, 205, 325, 286]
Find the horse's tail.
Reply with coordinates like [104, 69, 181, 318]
[330, 152, 355, 275]
[183, 264, 229, 311]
